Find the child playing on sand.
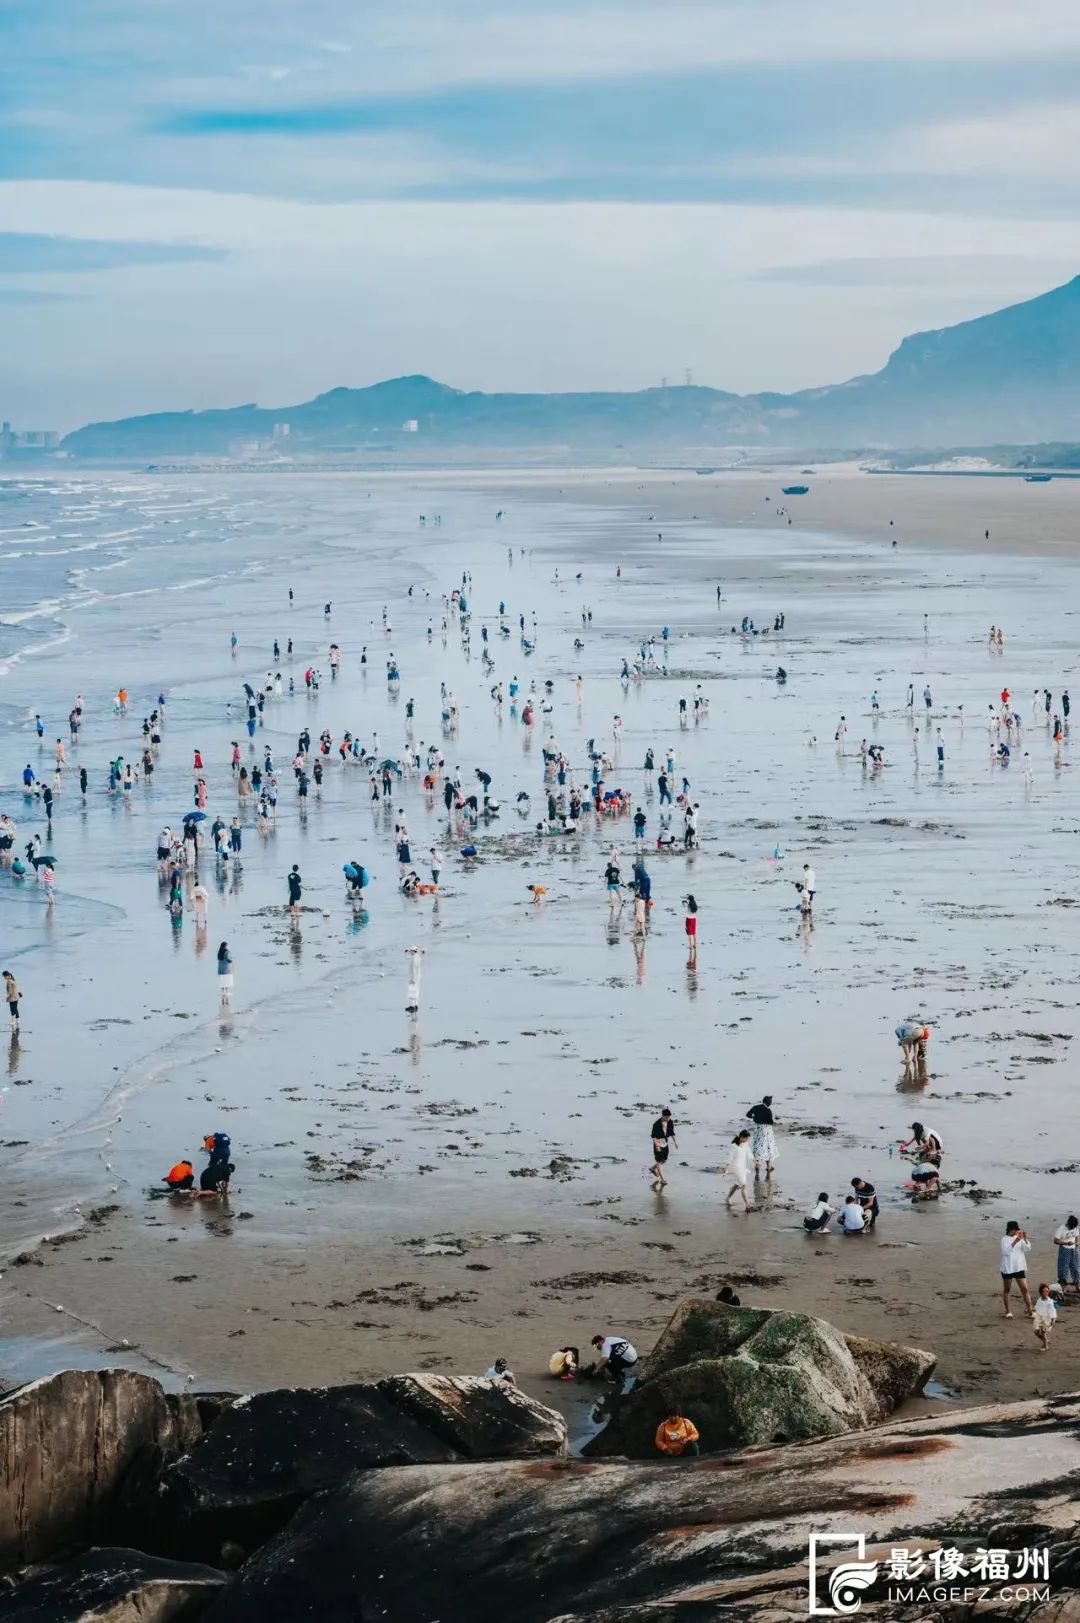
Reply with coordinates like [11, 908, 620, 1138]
[1034, 1283, 1057, 1351]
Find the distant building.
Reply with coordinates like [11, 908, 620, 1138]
[0, 423, 60, 458]
[402, 419, 419, 433]
[272, 422, 291, 440]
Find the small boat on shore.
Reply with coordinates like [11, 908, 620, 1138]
[782, 485, 809, 495]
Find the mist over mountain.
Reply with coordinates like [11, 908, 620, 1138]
[61, 277, 1080, 459]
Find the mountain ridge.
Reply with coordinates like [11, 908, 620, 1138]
[61, 276, 1080, 457]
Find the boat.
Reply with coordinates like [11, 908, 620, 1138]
[781, 485, 809, 495]
[1024, 473, 1052, 482]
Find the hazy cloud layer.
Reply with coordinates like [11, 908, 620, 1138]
[2, 1, 1079, 425]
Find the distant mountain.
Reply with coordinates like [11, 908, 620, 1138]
[61, 277, 1080, 458]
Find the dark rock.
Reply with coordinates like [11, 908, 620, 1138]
[200, 1394, 1080, 1623]
[157, 1376, 567, 1559]
[1, 1546, 224, 1622]
[584, 1300, 935, 1458]
[0, 1371, 202, 1570]
[375, 1374, 569, 1460]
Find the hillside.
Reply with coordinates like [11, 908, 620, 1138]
[61, 276, 1080, 457]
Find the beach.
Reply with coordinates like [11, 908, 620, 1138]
[2, 463, 1080, 1432]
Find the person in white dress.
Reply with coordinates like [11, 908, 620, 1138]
[724, 1130, 755, 1211]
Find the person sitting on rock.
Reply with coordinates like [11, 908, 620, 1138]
[655, 1407, 701, 1459]
[483, 1356, 517, 1389]
[163, 1159, 195, 1192]
[548, 1346, 579, 1380]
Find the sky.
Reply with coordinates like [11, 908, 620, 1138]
[3, 0, 1080, 430]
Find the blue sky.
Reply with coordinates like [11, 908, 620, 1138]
[3, 0, 1080, 427]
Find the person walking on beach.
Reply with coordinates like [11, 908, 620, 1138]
[217, 941, 233, 1007]
[723, 1130, 755, 1211]
[1000, 1220, 1033, 1319]
[649, 1107, 677, 1189]
[1054, 1214, 1080, 1296]
[906, 683, 913, 711]
[287, 864, 303, 915]
[746, 1095, 777, 1176]
[796, 862, 815, 914]
[3, 970, 20, 1032]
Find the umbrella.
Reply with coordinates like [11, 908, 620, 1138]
[182, 811, 207, 822]
[31, 852, 58, 867]
[378, 758, 402, 772]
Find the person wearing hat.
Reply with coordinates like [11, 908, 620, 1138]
[589, 1332, 638, 1392]
[483, 1357, 517, 1389]
[746, 1096, 777, 1176]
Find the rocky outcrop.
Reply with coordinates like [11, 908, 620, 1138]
[199, 1394, 1080, 1623]
[1, 1547, 225, 1622]
[375, 1373, 570, 1459]
[156, 1375, 568, 1558]
[584, 1300, 935, 1457]
[0, 1371, 204, 1570]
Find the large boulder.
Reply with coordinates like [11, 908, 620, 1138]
[156, 1376, 567, 1559]
[584, 1300, 935, 1457]
[0, 1371, 203, 1570]
[200, 1393, 1080, 1622]
[375, 1374, 569, 1460]
[1, 1546, 225, 1622]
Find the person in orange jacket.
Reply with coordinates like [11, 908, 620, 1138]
[164, 1159, 195, 1191]
[655, 1408, 700, 1458]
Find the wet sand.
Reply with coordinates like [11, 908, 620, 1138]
[3, 466, 1080, 1434]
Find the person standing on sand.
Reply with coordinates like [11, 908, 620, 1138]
[287, 864, 303, 915]
[3, 970, 20, 1032]
[1033, 1283, 1057, 1351]
[1000, 1220, 1033, 1319]
[217, 941, 233, 1007]
[1053, 1214, 1080, 1295]
[649, 1107, 677, 1189]
[746, 1095, 777, 1175]
[724, 1130, 755, 1211]
[684, 893, 698, 963]
[405, 946, 423, 1013]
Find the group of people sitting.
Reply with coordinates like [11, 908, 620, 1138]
[802, 1122, 943, 1233]
[163, 1132, 235, 1196]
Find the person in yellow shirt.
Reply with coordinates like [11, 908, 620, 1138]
[654, 1408, 700, 1458]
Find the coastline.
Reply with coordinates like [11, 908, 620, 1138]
[3, 465, 1080, 1430]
